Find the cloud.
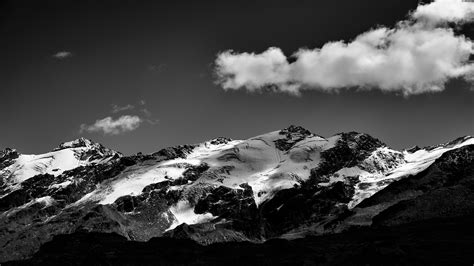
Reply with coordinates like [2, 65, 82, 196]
[214, 0, 474, 96]
[80, 115, 142, 135]
[413, 0, 474, 24]
[111, 104, 135, 113]
[52, 51, 73, 59]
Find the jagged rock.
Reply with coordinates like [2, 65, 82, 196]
[194, 183, 261, 239]
[152, 144, 196, 159]
[210, 137, 232, 146]
[0, 148, 19, 169]
[55, 137, 122, 162]
[274, 125, 314, 151]
[309, 132, 384, 180]
[406, 145, 421, 153]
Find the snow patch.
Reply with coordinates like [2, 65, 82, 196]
[166, 200, 215, 231]
[36, 196, 55, 207]
[99, 164, 188, 204]
[50, 180, 73, 189]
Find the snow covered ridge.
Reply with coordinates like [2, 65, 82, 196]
[0, 137, 121, 187]
[2, 130, 472, 210]
[72, 129, 472, 225]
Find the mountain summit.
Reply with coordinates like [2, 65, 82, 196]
[0, 126, 473, 263]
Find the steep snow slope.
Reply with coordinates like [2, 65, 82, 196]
[387, 136, 474, 180]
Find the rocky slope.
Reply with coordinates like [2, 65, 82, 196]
[0, 126, 473, 263]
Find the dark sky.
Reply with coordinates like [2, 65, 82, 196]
[1, 0, 473, 155]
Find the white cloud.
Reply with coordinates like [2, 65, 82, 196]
[111, 104, 135, 113]
[80, 115, 142, 135]
[413, 0, 474, 24]
[215, 0, 474, 96]
[52, 51, 73, 59]
[216, 48, 294, 93]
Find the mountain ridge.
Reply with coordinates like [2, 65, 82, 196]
[0, 125, 473, 263]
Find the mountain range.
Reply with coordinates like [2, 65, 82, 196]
[1, 126, 473, 264]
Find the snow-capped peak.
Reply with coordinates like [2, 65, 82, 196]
[54, 137, 99, 151]
[0, 138, 121, 187]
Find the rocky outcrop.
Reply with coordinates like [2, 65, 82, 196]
[274, 125, 315, 151]
[310, 132, 384, 179]
[0, 148, 19, 169]
[152, 145, 196, 160]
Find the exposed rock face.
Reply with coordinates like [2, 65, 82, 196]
[0, 148, 19, 169]
[406, 145, 421, 153]
[0, 129, 473, 263]
[274, 125, 314, 151]
[309, 132, 383, 179]
[152, 144, 196, 159]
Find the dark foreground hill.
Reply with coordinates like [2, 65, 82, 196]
[9, 215, 474, 266]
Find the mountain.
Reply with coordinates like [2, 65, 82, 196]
[1, 126, 473, 263]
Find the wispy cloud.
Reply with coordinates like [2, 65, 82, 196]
[80, 115, 142, 135]
[52, 51, 73, 59]
[141, 108, 152, 117]
[140, 108, 159, 125]
[134, 100, 158, 123]
[147, 64, 166, 73]
[215, 0, 474, 96]
[111, 104, 135, 113]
